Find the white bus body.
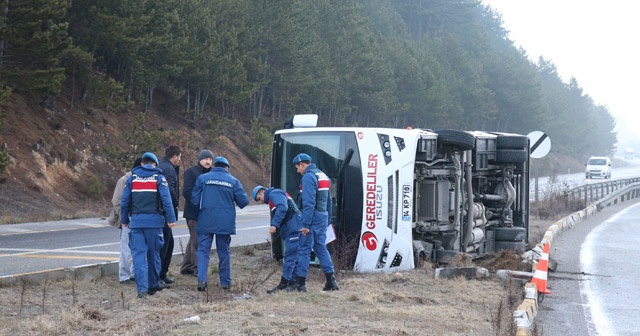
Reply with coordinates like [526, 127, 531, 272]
[270, 122, 530, 272]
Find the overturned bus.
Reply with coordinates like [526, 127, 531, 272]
[270, 115, 530, 272]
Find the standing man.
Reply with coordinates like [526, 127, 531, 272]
[191, 156, 249, 291]
[180, 149, 213, 276]
[252, 185, 301, 293]
[121, 152, 176, 298]
[108, 157, 142, 284]
[288, 153, 339, 292]
[157, 145, 182, 286]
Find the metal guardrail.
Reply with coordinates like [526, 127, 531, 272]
[563, 177, 640, 206]
[593, 182, 640, 211]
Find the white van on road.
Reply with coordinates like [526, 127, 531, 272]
[585, 156, 611, 179]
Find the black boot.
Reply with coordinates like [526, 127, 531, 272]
[197, 281, 207, 292]
[286, 276, 307, 292]
[267, 276, 290, 294]
[323, 272, 339, 291]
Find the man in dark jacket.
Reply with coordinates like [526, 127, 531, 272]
[180, 149, 213, 276]
[191, 156, 249, 291]
[121, 152, 176, 298]
[157, 145, 182, 286]
[252, 185, 301, 293]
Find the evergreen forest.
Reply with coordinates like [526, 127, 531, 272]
[0, 0, 617, 160]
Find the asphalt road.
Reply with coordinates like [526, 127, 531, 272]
[0, 205, 270, 277]
[536, 198, 640, 335]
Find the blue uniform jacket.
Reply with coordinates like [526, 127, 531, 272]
[191, 167, 249, 234]
[263, 188, 301, 238]
[121, 165, 176, 228]
[299, 164, 332, 229]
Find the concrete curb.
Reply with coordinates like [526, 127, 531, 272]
[0, 254, 185, 288]
[514, 283, 539, 335]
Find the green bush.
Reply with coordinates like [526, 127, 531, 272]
[247, 117, 272, 169]
[204, 115, 237, 143]
[0, 85, 11, 131]
[87, 176, 107, 200]
[0, 147, 10, 175]
[123, 113, 162, 158]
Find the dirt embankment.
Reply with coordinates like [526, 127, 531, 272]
[0, 92, 269, 223]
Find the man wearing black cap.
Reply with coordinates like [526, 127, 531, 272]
[180, 149, 213, 276]
[191, 156, 249, 291]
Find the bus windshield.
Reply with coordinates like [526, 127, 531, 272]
[275, 132, 344, 197]
[271, 131, 364, 248]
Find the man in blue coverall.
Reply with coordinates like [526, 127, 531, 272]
[191, 156, 249, 291]
[120, 152, 177, 298]
[288, 153, 339, 292]
[252, 185, 301, 293]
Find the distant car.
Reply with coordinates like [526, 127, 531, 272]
[585, 156, 611, 179]
[625, 148, 634, 160]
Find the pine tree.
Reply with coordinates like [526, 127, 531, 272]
[2, 0, 73, 96]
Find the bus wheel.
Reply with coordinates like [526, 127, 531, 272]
[494, 227, 527, 241]
[434, 129, 476, 151]
[494, 149, 528, 163]
[493, 133, 529, 149]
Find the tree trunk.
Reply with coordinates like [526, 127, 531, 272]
[70, 66, 75, 109]
[0, 0, 8, 69]
[145, 84, 154, 114]
[194, 88, 201, 119]
[258, 87, 265, 118]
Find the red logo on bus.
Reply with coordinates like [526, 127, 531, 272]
[361, 231, 378, 251]
[357, 132, 364, 140]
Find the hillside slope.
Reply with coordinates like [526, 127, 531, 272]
[0, 92, 269, 223]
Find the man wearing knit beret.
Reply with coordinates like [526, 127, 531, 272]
[180, 149, 214, 276]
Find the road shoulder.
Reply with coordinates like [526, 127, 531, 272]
[536, 199, 640, 334]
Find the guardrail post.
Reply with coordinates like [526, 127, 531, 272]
[566, 178, 640, 212]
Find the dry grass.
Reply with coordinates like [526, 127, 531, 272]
[529, 174, 586, 222]
[0, 243, 522, 336]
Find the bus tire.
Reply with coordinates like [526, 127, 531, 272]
[494, 149, 528, 163]
[435, 249, 467, 264]
[495, 241, 526, 254]
[494, 227, 527, 241]
[434, 130, 476, 151]
[494, 133, 529, 149]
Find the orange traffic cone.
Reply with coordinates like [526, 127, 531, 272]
[530, 242, 551, 294]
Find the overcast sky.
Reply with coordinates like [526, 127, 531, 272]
[482, 0, 639, 150]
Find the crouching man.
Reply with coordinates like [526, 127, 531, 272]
[252, 186, 301, 293]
